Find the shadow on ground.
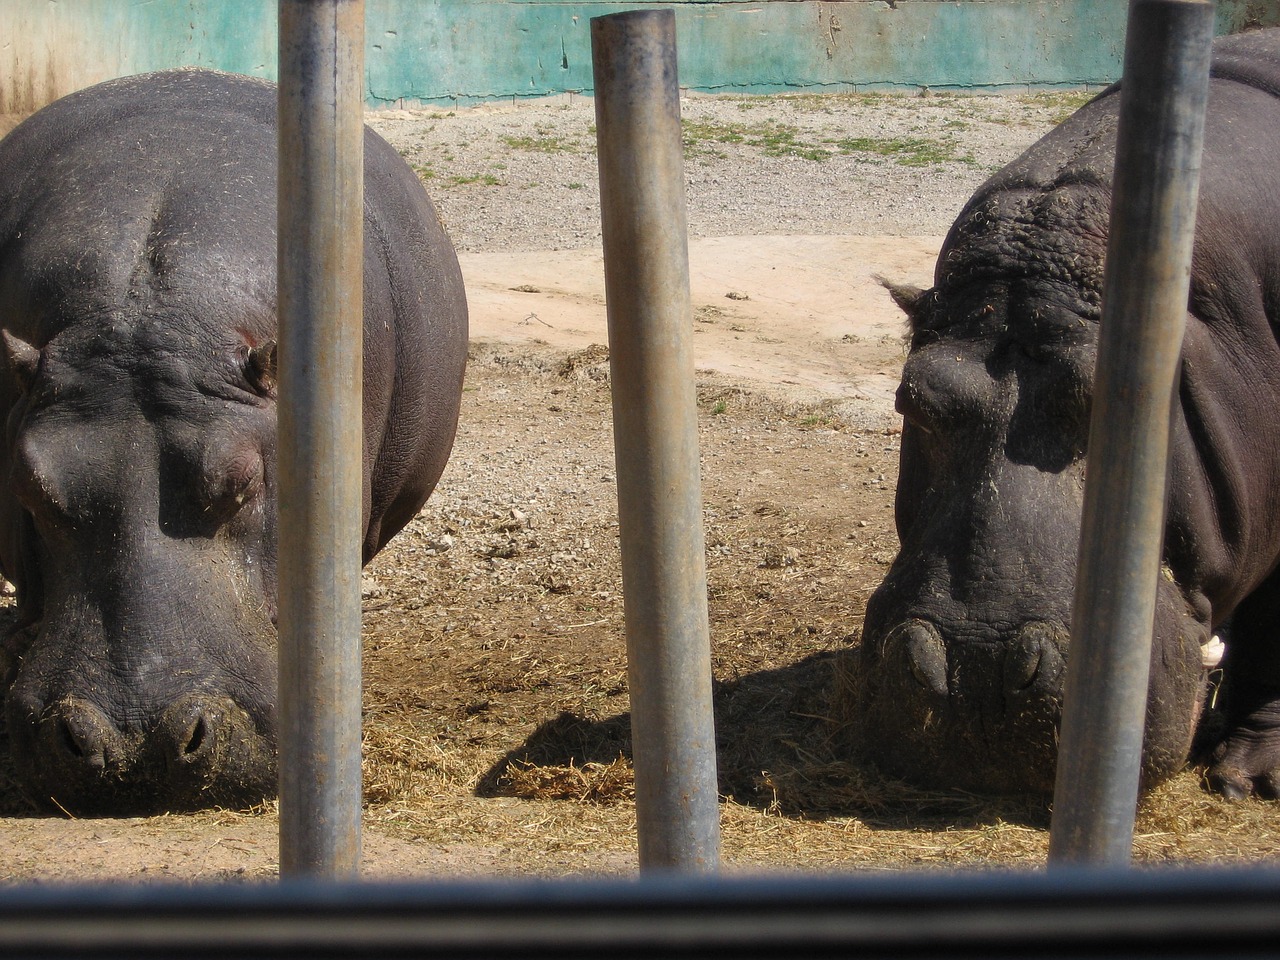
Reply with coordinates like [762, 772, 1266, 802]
[477, 649, 1052, 831]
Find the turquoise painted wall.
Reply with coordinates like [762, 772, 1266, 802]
[2, 0, 1276, 113]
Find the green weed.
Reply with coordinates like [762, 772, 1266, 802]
[832, 135, 974, 166]
[683, 113, 975, 166]
[1019, 89, 1097, 124]
[683, 119, 830, 161]
[448, 172, 503, 187]
[502, 134, 578, 153]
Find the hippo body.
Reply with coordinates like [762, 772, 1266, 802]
[857, 29, 1280, 798]
[0, 70, 467, 814]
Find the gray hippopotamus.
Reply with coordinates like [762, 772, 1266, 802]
[855, 28, 1280, 799]
[0, 69, 467, 814]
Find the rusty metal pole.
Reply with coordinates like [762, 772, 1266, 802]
[1049, 0, 1214, 867]
[277, 0, 366, 880]
[592, 9, 721, 873]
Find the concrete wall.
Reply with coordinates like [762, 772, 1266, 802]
[2, 0, 1277, 114]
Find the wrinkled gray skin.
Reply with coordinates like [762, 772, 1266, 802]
[859, 29, 1280, 799]
[0, 70, 467, 815]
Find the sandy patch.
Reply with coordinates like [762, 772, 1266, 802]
[463, 234, 937, 411]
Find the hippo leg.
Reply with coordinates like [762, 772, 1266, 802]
[1205, 574, 1280, 799]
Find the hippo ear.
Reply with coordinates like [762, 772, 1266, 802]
[875, 276, 929, 321]
[243, 341, 277, 397]
[2, 332, 40, 394]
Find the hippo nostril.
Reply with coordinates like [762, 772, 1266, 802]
[1004, 622, 1067, 698]
[184, 714, 208, 756]
[58, 721, 93, 768]
[886, 620, 949, 698]
[908, 648, 943, 693]
[45, 699, 121, 773]
[1004, 642, 1043, 694]
[158, 697, 218, 765]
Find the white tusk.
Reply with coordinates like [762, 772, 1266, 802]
[1201, 635, 1225, 670]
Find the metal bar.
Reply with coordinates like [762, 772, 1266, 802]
[1049, 0, 1214, 867]
[591, 9, 721, 874]
[276, 0, 366, 880]
[1, 868, 1280, 957]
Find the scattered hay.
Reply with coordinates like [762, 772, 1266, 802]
[556, 344, 610, 380]
[1132, 771, 1280, 864]
[500, 757, 635, 805]
[757, 761, 1049, 829]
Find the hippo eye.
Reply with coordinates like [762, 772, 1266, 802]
[237, 342, 277, 397]
[203, 452, 264, 520]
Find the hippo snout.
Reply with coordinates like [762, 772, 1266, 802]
[9, 690, 276, 815]
[880, 619, 1068, 705]
[861, 619, 1069, 794]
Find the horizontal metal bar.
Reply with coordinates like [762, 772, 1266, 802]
[0, 867, 1277, 957]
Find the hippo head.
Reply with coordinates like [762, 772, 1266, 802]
[0, 317, 279, 815]
[854, 181, 1211, 796]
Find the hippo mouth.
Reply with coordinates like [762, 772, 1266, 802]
[6, 690, 277, 817]
[858, 619, 1069, 795]
[857, 599, 1214, 796]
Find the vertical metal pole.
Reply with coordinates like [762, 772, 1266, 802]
[277, 0, 366, 880]
[1049, 0, 1213, 867]
[591, 9, 721, 874]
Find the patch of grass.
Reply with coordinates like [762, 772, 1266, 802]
[448, 172, 503, 187]
[502, 134, 575, 154]
[1020, 89, 1097, 124]
[776, 91, 894, 109]
[753, 125, 831, 161]
[683, 118, 830, 161]
[683, 113, 975, 166]
[683, 119, 744, 148]
[832, 135, 974, 167]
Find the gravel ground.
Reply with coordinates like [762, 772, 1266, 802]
[367, 89, 1094, 252]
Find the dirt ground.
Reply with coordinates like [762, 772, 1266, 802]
[0, 91, 1277, 885]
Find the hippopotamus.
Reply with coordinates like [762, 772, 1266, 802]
[0, 69, 467, 814]
[855, 28, 1280, 799]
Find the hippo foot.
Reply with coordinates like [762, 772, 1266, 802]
[1205, 695, 1280, 800]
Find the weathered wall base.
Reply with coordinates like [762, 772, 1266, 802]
[2, 0, 1276, 114]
